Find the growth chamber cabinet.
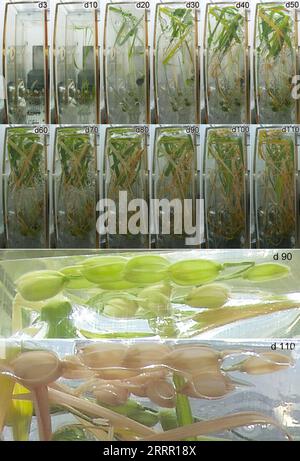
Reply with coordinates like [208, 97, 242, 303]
[3, 1, 49, 124]
[2, 126, 48, 248]
[103, 3, 149, 124]
[254, 3, 299, 124]
[203, 127, 249, 249]
[53, 2, 100, 124]
[102, 126, 149, 248]
[52, 127, 98, 248]
[204, 3, 249, 124]
[152, 126, 198, 248]
[253, 127, 298, 248]
[154, 3, 199, 124]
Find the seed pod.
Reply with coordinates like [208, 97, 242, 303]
[78, 343, 128, 369]
[128, 370, 169, 385]
[238, 352, 292, 375]
[16, 270, 66, 302]
[95, 384, 129, 406]
[124, 255, 169, 284]
[80, 256, 127, 285]
[129, 384, 148, 398]
[40, 300, 76, 339]
[124, 343, 170, 368]
[183, 371, 234, 399]
[11, 351, 62, 387]
[164, 346, 220, 374]
[60, 266, 96, 289]
[41, 300, 72, 319]
[126, 370, 169, 398]
[94, 280, 137, 290]
[168, 259, 222, 286]
[185, 283, 230, 309]
[146, 380, 176, 408]
[139, 282, 171, 303]
[61, 356, 95, 380]
[103, 297, 139, 318]
[97, 368, 140, 380]
[243, 263, 290, 283]
[139, 284, 171, 315]
[9, 351, 62, 442]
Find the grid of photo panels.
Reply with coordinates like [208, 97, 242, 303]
[0, 0, 300, 443]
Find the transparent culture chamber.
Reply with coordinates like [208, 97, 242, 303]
[1, 126, 48, 249]
[253, 3, 299, 124]
[53, 2, 100, 124]
[203, 127, 249, 249]
[152, 127, 198, 248]
[52, 126, 99, 248]
[103, 3, 149, 124]
[1, 249, 300, 340]
[0, 338, 300, 441]
[102, 126, 149, 249]
[253, 127, 298, 249]
[204, 2, 249, 124]
[3, 1, 49, 124]
[153, 3, 199, 124]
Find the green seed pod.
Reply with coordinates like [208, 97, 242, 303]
[243, 263, 290, 282]
[124, 255, 170, 284]
[95, 280, 137, 291]
[168, 259, 222, 286]
[41, 300, 72, 319]
[103, 297, 139, 318]
[60, 266, 97, 289]
[185, 283, 230, 309]
[138, 283, 171, 314]
[141, 281, 171, 298]
[80, 256, 127, 285]
[16, 270, 66, 302]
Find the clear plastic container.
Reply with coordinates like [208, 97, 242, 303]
[53, 2, 99, 124]
[254, 3, 298, 124]
[203, 127, 248, 249]
[3, 1, 49, 124]
[104, 3, 149, 124]
[154, 3, 199, 124]
[52, 127, 98, 248]
[253, 127, 297, 249]
[102, 126, 149, 249]
[152, 128, 198, 248]
[2, 127, 48, 248]
[204, 2, 249, 124]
